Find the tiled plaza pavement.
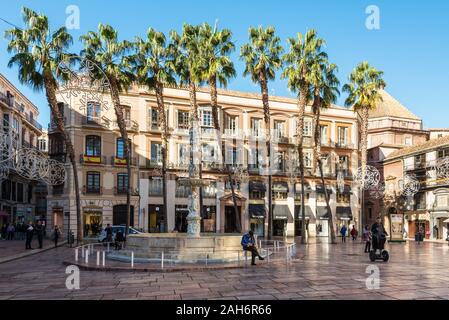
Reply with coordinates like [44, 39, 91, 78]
[0, 239, 53, 259]
[0, 240, 449, 300]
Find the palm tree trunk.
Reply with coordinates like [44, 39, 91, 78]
[297, 87, 308, 244]
[209, 75, 241, 233]
[360, 107, 370, 228]
[313, 97, 337, 244]
[155, 83, 168, 232]
[43, 72, 82, 244]
[109, 77, 131, 238]
[259, 70, 272, 239]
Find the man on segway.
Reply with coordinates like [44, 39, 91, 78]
[370, 216, 390, 262]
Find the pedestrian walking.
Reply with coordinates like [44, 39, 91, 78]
[35, 221, 44, 249]
[52, 225, 61, 248]
[25, 221, 34, 249]
[241, 231, 265, 265]
[105, 224, 113, 243]
[7, 224, 15, 240]
[363, 225, 371, 253]
[340, 225, 347, 243]
[350, 226, 358, 241]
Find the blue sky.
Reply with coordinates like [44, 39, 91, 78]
[1, 0, 448, 129]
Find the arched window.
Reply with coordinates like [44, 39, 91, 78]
[85, 135, 101, 157]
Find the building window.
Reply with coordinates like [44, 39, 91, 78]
[272, 191, 288, 200]
[151, 142, 162, 164]
[124, 107, 131, 121]
[17, 183, 24, 203]
[149, 178, 163, 196]
[317, 193, 326, 202]
[251, 118, 263, 137]
[38, 139, 47, 152]
[1, 180, 11, 200]
[320, 125, 328, 145]
[202, 183, 217, 198]
[177, 110, 189, 129]
[202, 110, 212, 127]
[116, 138, 131, 159]
[274, 120, 286, 139]
[178, 144, 189, 166]
[11, 182, 16, 201]
[438, 148, 449, 159]
[85, 135, 101, 157]
[86, 172, 101, 194]
[304, 151, 313, 168]
[117, 173, 128, 194]
[250, 190, 265, 200]
[86, 101, 101, 122]
[303, 119, 312, 137]
[27, 185, 33, 203]
[338, 127, 348, 146]
[202, 143, 216, 163]
[150, 108, 159, 129]
[225, 114, 238, 135]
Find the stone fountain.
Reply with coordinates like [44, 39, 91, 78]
[107, 115, 244, 264]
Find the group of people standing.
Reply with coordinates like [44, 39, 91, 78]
[0, 223, 28, 240]
[23, 221, 61, 250]
[339, 217, 389, 253]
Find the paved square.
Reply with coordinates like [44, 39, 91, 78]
[0, 240, 448, 300]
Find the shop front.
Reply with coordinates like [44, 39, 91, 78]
[316, 206, 330, 237]
[249, 204, 265, 237]
[406, 212, 430, 239]
[336, 207, 353, 233]
[112, 205, 135, 227]
[272, 205, 291, 237]
[294, 205, 314, 237]
[83, 208, 103, 237]
[430, 212, 449, 240]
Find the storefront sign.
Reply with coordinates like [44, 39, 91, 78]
[390, 213, 405, 242]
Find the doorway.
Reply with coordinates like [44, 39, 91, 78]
[175, 205, 189, 233]
[53, 207, 64, 231]
[225, 206, 240, 233]
[148, 205, 164, 233]
[273, 219, 287, 237]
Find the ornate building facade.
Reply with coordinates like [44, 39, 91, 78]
[48, 85, 360, 238]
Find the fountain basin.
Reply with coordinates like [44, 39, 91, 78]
[108, 233, 246, 264]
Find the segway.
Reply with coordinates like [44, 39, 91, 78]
[369, 232, 389, 262]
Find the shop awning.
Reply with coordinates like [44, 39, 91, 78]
[272, 182, 289, 193]
[336, 207, 353, 221]
[272, 205, 291, 220]
[294, 205, 314, 220]
[316, 206, 331, 220]
[249, 181, 267, 193]
[249, 204, 266, 219]
[316, 186, 333, 194]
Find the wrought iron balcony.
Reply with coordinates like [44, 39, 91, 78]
[83, 185, 103, 195]
[80, 154, 107, 165]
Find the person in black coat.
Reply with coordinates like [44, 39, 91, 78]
[53, 225, 61, 248]
[25, 221, 34, 249]
[35, 221, 44, 249]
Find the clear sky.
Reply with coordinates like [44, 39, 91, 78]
[1, 0, 448, 129]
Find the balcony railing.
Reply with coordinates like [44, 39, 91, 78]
[146, 159, 163, 169]
[112, 119, 139, 131]
[83, 185, 103, 195]
[335, 142, 354, 149]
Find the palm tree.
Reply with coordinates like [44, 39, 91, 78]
[198, 22, 241, 232]
[5, 7, 83, 243]
[310, 58, 340, 244]
[128, 28, 177, 232]
[343, 62, 386, 186]
[240, 26, 283, 238]
[80, 24, 134, 236]
[282, 29, 326, 244]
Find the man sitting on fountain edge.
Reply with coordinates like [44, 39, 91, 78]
[241, 230, 265, 266]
